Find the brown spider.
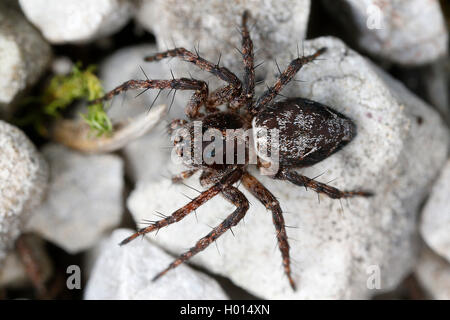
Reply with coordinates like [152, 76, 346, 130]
[94, 11, 372, 290]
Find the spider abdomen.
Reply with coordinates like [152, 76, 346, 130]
[252, 98, 356, 168]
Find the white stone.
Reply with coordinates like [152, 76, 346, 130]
[27, 144, 124, 254]
[51, 56, 74, 76]
[323, 0, 448, 65]
[0, 2, 51, 114]
[136, 0, 311, 78]
[84, 229, 229, 299]
[18, 0, 135, 44]
[415, 246, 450, 300]
[123, 123, 171, 183]
[0, 121, 48, 264]
[420, 159, 450, 263]
[126, 37, 449, 299]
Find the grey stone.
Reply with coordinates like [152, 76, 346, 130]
[123, 123, 171, 183]
[27, 143, 124, 254]
[415, 246, 450, 300]
[18, 0, 135, 44]
[423, 57, 450, 125]
[0, 2, 51, 116]
[51, 56, 74, 76]
[135, 0, 311, 79]
[126, 37, 449, 299]
[0, 121, 48, 264]
[420, 159, 450, 263]
[84, 229, 229, 299]
[322, 0, 448, 65]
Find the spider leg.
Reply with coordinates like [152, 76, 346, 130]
[206, 84, 240, 112]
[91, 78, 209, 119]
[152, 185, 249, 281]
[168, 119, 188, 135]
[144, 47, 242, 90]
[199, 169, 217, 187]
[93, 79, 205, 104]
[275, 168, 373, 199]
[120, 184, 220, 245]
[241, 10, 255, 100]
[171, 168, 198, 183]
[241, 172, 296, 290]
[199, 166, 239, 187]
[185, 85, 209, 118]
[120, 168, 243, 245]
[250, 47, 327, 115]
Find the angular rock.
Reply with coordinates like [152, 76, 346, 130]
[420, 159, 450, 263]
[0, 2, 51, 115]
[136, 0, 311, 77]
[84, 229, 229, 299]
[0, 121, 48, 264]
[126, 37, 449, 299]
[415, 246, 450, 300]
[18, 0, 135, 44]
[27, 143, 123, 254]
[322, 0, 448, 65]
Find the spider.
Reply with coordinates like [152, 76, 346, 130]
[93, 11, 373, 290]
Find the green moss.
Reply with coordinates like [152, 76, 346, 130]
[17, 63, 112, 136]
[43, 63, 112, 135]
[81, 102, 112, 136]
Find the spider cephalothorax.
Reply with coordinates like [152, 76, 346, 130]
[94, 11, 372, 290]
